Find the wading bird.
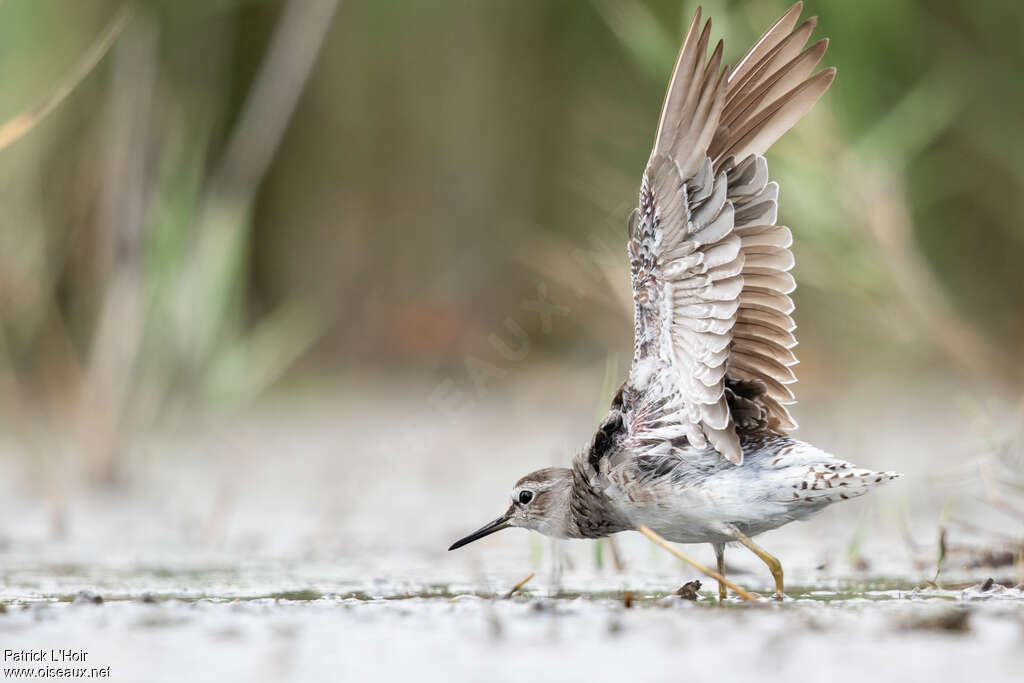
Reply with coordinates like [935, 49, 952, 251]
[449, 3, 900, 600]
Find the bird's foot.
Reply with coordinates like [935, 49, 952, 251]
[728, 528, 785, 601]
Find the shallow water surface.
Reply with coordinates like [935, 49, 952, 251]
[2, 560, 1022, 683]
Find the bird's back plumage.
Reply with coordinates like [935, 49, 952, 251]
[575, 405, 900, 544]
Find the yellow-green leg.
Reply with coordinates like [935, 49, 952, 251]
[712, 542, 727, 601]
[730, 529, 784, 599]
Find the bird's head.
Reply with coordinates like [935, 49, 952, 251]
[448, 467, 572, 550]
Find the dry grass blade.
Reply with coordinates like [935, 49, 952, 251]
[210, 0, 340, 202]
[637, 525, 757, 601]
[504, 572, 535, 599]
[0, 6, 134, 152]
[177, 0, 340, 363]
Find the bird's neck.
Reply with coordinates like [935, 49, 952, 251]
[564, 460, 631, 539]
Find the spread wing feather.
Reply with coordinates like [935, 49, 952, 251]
[624, 2, 832, 464]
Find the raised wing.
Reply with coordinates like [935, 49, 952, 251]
[625, 2, 834, 464]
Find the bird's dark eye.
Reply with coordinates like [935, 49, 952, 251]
[518, 490, 534, 505]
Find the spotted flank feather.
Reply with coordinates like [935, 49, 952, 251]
[787, 464, 903, 506]
[624, 2, 834, 465]
[764, 441, 903, 509]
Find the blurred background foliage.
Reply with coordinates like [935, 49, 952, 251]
[0, 0, 1021, 484]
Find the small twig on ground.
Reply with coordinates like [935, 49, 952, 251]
[637, 525, 757, 601]
[504, 572, 535, 599]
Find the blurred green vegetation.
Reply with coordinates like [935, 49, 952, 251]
[0, 0, 1021, 480]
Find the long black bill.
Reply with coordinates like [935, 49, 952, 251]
[448, 514, 511, 551]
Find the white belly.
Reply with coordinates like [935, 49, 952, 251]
[607, 455, 827, 543]
[619, 495, 793, 543]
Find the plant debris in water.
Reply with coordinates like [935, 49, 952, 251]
[675, 580, 702, 601]
[72, 591, 103, 606]
[505, 572, 535, 599]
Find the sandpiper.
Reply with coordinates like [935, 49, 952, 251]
[449, 3, 901, 600]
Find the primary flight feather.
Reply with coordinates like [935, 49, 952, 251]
[629, 2, 834, 465]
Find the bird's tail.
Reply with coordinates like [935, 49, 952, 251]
[787, 463, 902, 505]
